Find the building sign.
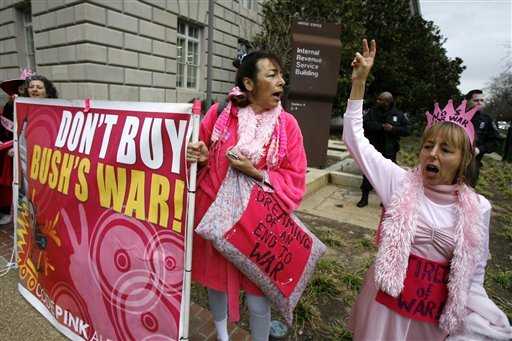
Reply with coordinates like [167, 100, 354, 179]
[288, 21, 342, 167]
[295, 47, 321, 79]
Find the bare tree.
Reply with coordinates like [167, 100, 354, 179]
[485, 71, 512, 121]
[485, 71, 512, 161]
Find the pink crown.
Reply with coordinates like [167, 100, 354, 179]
[425, 100, 478, 145]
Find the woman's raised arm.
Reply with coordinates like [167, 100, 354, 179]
[343, 39, 405, 205]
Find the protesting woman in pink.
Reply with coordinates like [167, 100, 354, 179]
[186, 51, 307, 341]
[344, 39, 511, 340]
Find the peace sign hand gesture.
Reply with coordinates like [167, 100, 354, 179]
[351, 39, 377, 83]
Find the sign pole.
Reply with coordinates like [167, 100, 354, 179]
[12, 96, 19, 266]
[179, 99, 201, 340]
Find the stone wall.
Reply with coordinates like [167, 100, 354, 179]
[0, 0, 262, 103]
[0, 1, 21, 103]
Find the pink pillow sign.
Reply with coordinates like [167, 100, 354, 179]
[196, 169, 326, 324]
[225, 186, 313, 298]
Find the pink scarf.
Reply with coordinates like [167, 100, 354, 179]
[374, 167, 485, 334]
[211, 87, 287, 168]
[232, 103, 281, 165]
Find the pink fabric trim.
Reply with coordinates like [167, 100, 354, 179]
[439, 185, 483, 333]
[228, 86, 243, 98]
[210, 87, 244, 144]
[227, 265, 240, 322]
[233, 103, 281, 166]
[211, 102, 232, 143]
[374, 207, 386, 245]
[374, 167, 484, 333]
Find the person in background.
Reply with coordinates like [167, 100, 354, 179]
[344, 39, 511, 341]
[1, 83, 23, 142]
[0, 69, 33, 224]
[22, 75, 58, 99]
[465, 89, 501, 187]
[356, 91, 409, 207]
[0, 73, 57, 225]
[186, 51, 307, 341]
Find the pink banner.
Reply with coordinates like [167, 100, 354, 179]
[15, 98, 191, 341]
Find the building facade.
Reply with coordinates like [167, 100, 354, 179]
[0, 0, 262, 103]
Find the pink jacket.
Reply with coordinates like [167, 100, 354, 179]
[192, 103, 307, 321]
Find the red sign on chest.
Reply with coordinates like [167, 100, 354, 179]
[376, 254, 450, 324]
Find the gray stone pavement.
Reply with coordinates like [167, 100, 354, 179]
[299, 182, 382, 231]
[301, 139, 382, 231]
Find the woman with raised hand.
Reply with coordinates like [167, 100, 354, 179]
[186, 51, 307, 341]
[344, 39, 512, 340]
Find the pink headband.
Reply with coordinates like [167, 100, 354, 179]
[425, 100, 478, 145]
[228, 86, 244, 99]
[19, 68, 34, 80]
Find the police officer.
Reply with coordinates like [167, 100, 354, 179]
[356, 91, 409, 207]
[466, 89, 501, 187]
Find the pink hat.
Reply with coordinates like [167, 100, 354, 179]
[0, 68, 33, 96]
[425, 100, 478, 145]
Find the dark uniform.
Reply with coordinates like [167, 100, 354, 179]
[468, 110, 501, 187]
[360, 106, 409, 195]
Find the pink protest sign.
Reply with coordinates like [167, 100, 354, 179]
[376, 254, 449, 324]
[15, 98, 192, 341]
[225, 186, 313, 298]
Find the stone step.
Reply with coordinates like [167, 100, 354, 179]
[298, 183, 381, 231]
[305, 168, 329, 196]
[306, 167, 362, 197]
[329, 171, 362, 188]
[328, 139, 347, 152]
[326, 149, 350, 161]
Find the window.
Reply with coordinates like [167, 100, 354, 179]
[177, 21, 200, 89]
[16, 3, 36, 70]
[241, 0, 255, 10]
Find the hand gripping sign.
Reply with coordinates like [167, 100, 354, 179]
[196, 168, 326, 325]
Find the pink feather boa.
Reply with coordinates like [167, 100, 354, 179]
[374, 167, 485, 334]
[211, 87, 287, 168]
